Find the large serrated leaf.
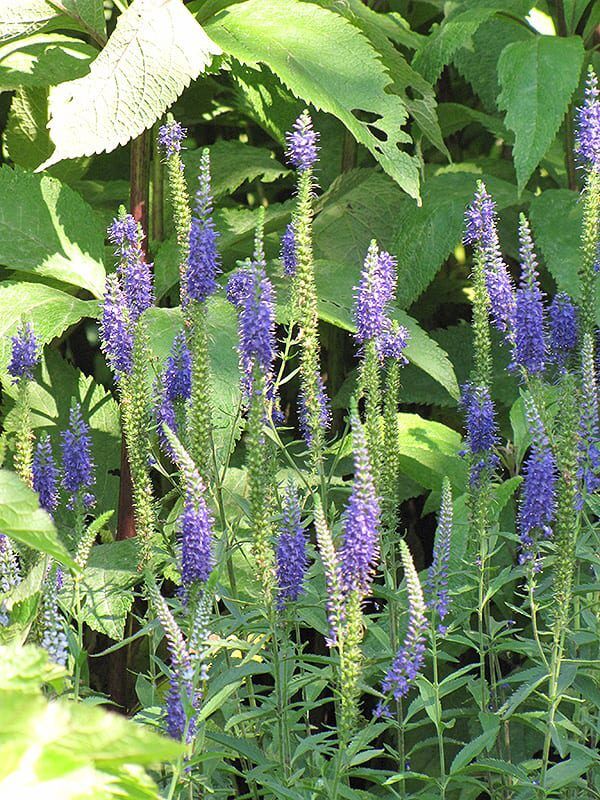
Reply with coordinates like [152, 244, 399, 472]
[0, 33, 96, 91]
[0, 1, 58, 43]
[205, 0, 420, 200]
[51, 0, 106, 42]
[39, 0, 221, 169]
[497, 36, 584, 191]
[0, 166, 105, 296]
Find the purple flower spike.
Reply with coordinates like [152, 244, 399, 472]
[99, 275, 134, 381]
[340, 417, 381, 597]
[61, 403, 95, 508]
[354, 241, 397, 345]
[227, 264, 277, 402]
[376, 322, 409, 364]
[280, 222, 297, 276]
[460, 383, 499, 486]
[382, 541, 427, 701]
[517, 398, 557, 563]
[157, 332, 192, 457]
[576, 67, 600, 172]
[157, 121, 187, 158]
[108, 213, 154, 321]
[298, 374, 331, 447]
[181, 470, 214, 588]
[578, 334, 600, 497]
[187, 149, 221, 304]
[32, 434, 58, 514]
[548, 293, 578, 369]
[513, 216, 546, 376]
[276, 483, 308, 608]
[464, 183, 516, 334]
[426, 479, 452, 627]
[8, 321, 39, 382]
[285, 110, 319, 172]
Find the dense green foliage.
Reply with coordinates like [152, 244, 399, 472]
[0, 1, 599, 799]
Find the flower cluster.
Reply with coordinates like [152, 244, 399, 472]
[340, 418, 381, 597]
[280, 222, 297, 276]
[275, 483, 308, 608]
[100, 212, 154, 381]
[381, 541, 427, 702]
[0, 534, 21, 596]
[187, 149, 221, 304]
[576, 67, 600, 173]
[464, 182, 515, 334]
[157, 120, 187, 159]
[8, 321, 39, 382]
[61, 403, 95, 510]
[32, 434, 58, 515]
[298, 374, 331, 447]
[548, 293, 578, 370]
[517, 398, 557, 564]
[40, 566, 68, 666]
[460, 383, 499, 486]
[285, 110, 319, 173]
[157, 332, 192, 457]
[512, 216, 546, 376]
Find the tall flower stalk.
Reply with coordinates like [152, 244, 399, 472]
[99, 209, 156, 567]
[285, 111, 330, 469]
[8, 321, 40, 486]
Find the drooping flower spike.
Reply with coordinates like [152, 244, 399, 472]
[512, 216, 546, 377]
[464, 182, 515, 335]
[156, 331, 192, 458]
[99, 275, 134, 381]
[7, 321, 39, 382]
[40, 566, 68, 667]
[275, 482, 308, 609]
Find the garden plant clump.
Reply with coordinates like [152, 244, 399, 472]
[0, 1, 600, 798]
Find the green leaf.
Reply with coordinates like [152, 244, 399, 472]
[51, 0, 107, 42]
[0, 282, 96, 375]
[66, 540, 139, 639]
[0, 33, 96, 90]
[529, 189, 581, 299]
[0, 469, 78, 570]
[391, 170, 522, 308]
[40, 0, 221, 169]
[0, 166, 106, 296]
[182, 140, 288, 201]
[450, 718, 500, 775]
[0, 1, 58, 43]
[544, 753, 596, 791]
[395, 413, 466, 491]
[497, 36, 584, 191]
[0, 643, 66, 692]
[205, 0, 420, 199]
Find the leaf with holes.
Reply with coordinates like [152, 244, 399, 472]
[205, 0, 420, 199]
[39, 0, 221, 169]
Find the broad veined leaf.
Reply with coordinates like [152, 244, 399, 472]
[182, 140, 288, 201]
[0, 166, 106, 296]
[50, 0, 107, 42]
[0, 33, 96, 91]
[272, 259, 459, 398]
[0, 470, 77, 570]
[391, 170, 522, 308]
[205, 0, 420, 200]
[529, 189, 582, 299]
[0, 1, 58, 43]
[395, 413, 466, 491]
[0, 282, 96, 375]
[39, 0, 221, 169]
[498, 35, 584, 191]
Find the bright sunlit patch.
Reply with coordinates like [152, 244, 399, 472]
[526, 8, 556, 35]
